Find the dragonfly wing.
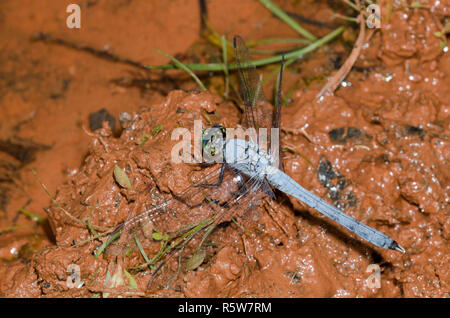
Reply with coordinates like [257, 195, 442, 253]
[103, 165, 264, 258]
[104, 166, 222, 255]
[272, 55, 285, 171]
[234, 35, 285, 170]
[233, 35, 272, 131]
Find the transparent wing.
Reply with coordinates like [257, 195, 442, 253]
[103, 165, 267, 263]
[273, 55, 285, 171]
[234, 35, 284, 169]
[233, 35, 272, 131]
[272, 55, 284, 131]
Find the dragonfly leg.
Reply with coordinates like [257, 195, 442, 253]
[194, 163, 226, 187]
[218, 178, 251, 210]
[230, 172, 247, 196]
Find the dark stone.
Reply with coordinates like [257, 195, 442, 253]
[89, 108, 116, 131]
[329, 127, 365, 143]
[405, 125, 425, 137]
[317, 158, 357, 209]
[317, 159, 336, 188]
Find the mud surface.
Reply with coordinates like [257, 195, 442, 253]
[0, 0, 448, 297]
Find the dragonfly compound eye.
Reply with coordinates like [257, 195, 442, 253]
[202, 125, 226, 160]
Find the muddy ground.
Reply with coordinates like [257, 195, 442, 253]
[0, 0, 448, 297]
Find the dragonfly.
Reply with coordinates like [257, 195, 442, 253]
[106, 35, 404, 271]
[214, 35, 404, 253]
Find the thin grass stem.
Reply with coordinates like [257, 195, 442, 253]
[154, 49, 207, 91]
[147, 26, 345, 72]
[259, 0, 317, 41]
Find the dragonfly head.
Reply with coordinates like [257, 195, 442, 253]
[201, 125, 226, 159]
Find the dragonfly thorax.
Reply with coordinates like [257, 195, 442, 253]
[224, 138, 278, 178]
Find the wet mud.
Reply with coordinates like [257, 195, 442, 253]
[0, 0, 448, 297]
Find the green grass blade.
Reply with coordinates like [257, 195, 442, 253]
[342, 0, 359, 11]
[95, 231, 121, 258]
[152, 124, 163, 136]
[221, 35, 230, 97]
[123, 268, 138, 290]
[86, 205, 99, 236]
[259, 0, 317, 41]
[154, 49, 207, 91]
[147, 26, 345, 72]
[246, 37, 311, 46]
[0, 225, 24, 234]
[18, 208, 45, 224]
[134, 232, 151, 264]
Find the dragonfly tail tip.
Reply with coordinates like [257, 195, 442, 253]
[390, 241, 406, 254]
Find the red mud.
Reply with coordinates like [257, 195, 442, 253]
[0, 0, 448, 297]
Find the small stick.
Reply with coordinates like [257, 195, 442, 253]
[316, 13, 366, 98]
